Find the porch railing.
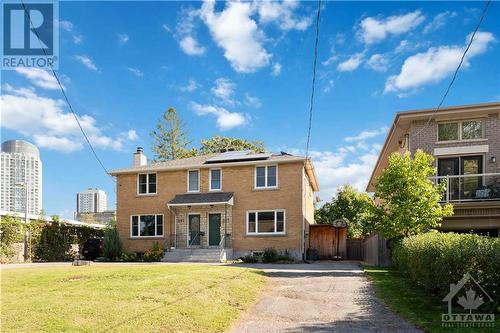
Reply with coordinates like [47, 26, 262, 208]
[430, 172, 500, 203]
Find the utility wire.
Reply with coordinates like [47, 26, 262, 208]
[414, 0, 491, 137]
[305, 0, 321, 160]
[20, 1, 114, 180]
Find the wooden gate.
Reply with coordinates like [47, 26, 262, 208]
[308, 224, 347, 259]
[347, 239, 364, 260]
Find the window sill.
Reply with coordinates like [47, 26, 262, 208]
[136, 193, 158, 197]
[129, 236, 164, 240]
[253, 187, 280, 191]
[435, 139, 487, 145]
[245, 233, 287, 237]
[209, 189, 222, 192]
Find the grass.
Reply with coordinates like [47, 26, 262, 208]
[1, 264, 266, 333]
[365, 266, 500, 333]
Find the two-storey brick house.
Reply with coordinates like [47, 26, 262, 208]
[110, 149, 319, 261]
[367, 102, 500, 236]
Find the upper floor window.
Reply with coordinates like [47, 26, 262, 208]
[131, 214, 163, 237]
[438, 120, 483, 142]
[138, 173, 156, 194]
[209, 169, 222, 191]
[188, 170, 200, 192]
[255, 165, 277, 189]
[247, 210, 285, 235]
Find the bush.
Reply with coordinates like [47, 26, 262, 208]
[241, 255, 258, 263]
[119, 252, 138, 262]
[277, 250, 295, 262]
[0, 215, 24, 260]
[143, 242, 163, 262]
[393, 232, 500, 299]
[262, 248, 279, 263]
[103, 220, 122, 260]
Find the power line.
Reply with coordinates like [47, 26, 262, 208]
[305, 0, 321, 160]
[20, 1, 114, 181]
[414, 0, 491, 137]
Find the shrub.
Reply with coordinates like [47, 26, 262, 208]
[119, 252, 138, 262]
[262, 248, 279, 263]
[241, 255, 258, 263]
[143, 242, 163, 262]
[393, 232, 500, 299]
[0, 215, 24, 260]
[277, 250, 295, 262]
[103, 220, 122, 260]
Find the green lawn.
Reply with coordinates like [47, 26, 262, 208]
[1, 264, 265, 333]
[365, 266, 500, 333]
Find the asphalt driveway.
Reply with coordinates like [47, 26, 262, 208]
[228, 261, 422, 333]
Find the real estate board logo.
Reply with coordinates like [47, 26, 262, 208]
[1, 0, 59, 69]
[441, 273, 495, 328]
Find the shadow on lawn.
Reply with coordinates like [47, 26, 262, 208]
[103, 268, 252, 332]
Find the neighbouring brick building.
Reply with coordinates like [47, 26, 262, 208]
[368, 102, 500, 236]
[110, 149, 319, 261]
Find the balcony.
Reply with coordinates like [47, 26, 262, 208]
[431, 173, 500, 203]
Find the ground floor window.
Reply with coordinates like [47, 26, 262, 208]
[131, 214, 163, 237]
[247, 210, 285, 235]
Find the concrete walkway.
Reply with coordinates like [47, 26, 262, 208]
[228, 261, 422, 333]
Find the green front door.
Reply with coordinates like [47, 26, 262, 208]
[208, 214, 221, 246]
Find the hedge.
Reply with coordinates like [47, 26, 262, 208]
[392, 232, 500, 300]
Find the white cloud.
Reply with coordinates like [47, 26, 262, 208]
[423, 11, 457, 34]
[126, 130, 138, 141]
[323, 79, 334, 93]
[244, 93, 262, 108]
[75, 55, 98, 71]
[191, 102, 248, 130]
[72, 35, 83, 44]
[180, 79, 200, 92]
[344, 127, 388, 142]
[162, 24, 171, 33]
[126, 67, 144, 77]
[0, 85, 133, 153]
[211, 77, 235, 104]
[179, 36, 206, 55]
[255, 0, 312, 31]
[322, 54, 339, 66]
[358, 11, 425, 45]
[59, 20, 74, 32]
[337, 53, 364, 72]
[117, 34, 129, 45]
[385, 31, 495, 94]
[366, 54, 389, 72]
[200, 0, 271, 73]
[271, 62, 282, 76]
[14, 68, 61, 90]
[175, 7, 206, 56]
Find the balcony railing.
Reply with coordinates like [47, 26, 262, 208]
[430, 173, 500, 203]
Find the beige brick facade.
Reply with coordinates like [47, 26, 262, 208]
[114, 160, 317, 258]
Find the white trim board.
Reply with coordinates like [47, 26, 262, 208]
[434, 145, 489, 156]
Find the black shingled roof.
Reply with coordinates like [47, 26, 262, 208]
[168, 192, 234, 205]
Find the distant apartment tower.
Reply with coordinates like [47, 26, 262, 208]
[1, 140, 43, 215]
[76, 188, 107, 213]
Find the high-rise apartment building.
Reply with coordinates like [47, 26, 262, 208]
[76, 188, 107, 213]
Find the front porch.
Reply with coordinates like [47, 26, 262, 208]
[165, 192, 234, 251]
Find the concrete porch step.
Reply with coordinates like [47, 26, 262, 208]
[162, 248, 232, 263]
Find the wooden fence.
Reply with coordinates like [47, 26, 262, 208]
[308, 224, 347, 259]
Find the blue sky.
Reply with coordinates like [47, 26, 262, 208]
[1, 1, 499, 219]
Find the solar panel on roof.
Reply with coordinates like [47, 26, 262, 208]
[205, 150, 271, 163]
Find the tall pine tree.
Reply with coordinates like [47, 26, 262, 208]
[150, 108, 197, 161]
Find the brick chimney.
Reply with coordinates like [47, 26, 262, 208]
[133, 147, 147, 167]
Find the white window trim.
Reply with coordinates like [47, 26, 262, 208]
[137, 173, 157, 195]
[187, 169, 200, 193]
[246, 209, 286, 235]
[437, 119, 484, 143]
[130, 214, 164, 238]
[254, 165, 278, 189]
[209, 168, 222, 192]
